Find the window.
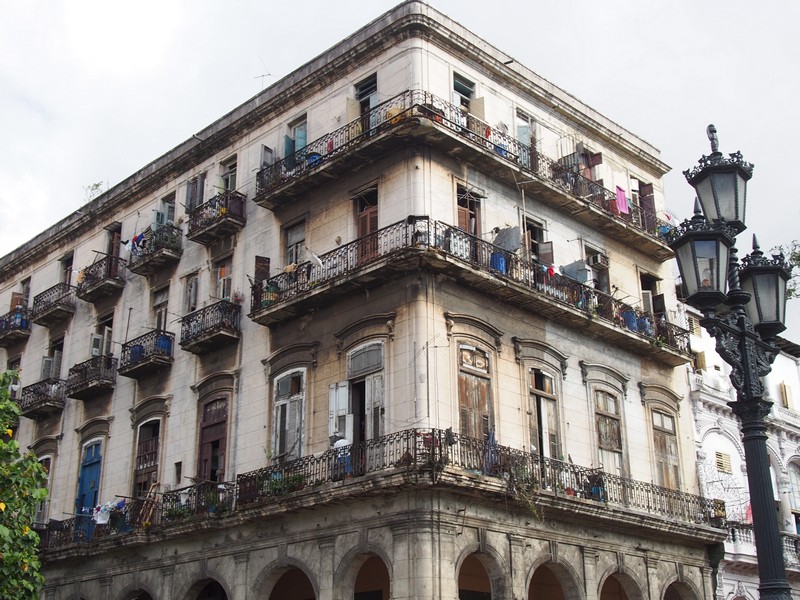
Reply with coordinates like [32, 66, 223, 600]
[516, 109, 536, 169]
[106, 222, 122, 264]
[6, 356, 21, 400]
[629, 176, 655, 229]
[453, 73, 475, 112]
[652, 410, 680, 489]
[152, 287, 169, 331]
[524, 218, 546, 262]
[20, 278, 31, 307]
[198, 397, 228, 482]
[458, 345, 491, 439]
[356, 187, 378, 263]
[77, 441, 102, 516]
[59, 254, 74, 286]
[585, 246, 609, 294]
[261, 145, 274, 168]
[529, 369, 559, 459]
[155, 193, 176, 228]
[715, 451, 733, 474]
[356, 74, 378, 133]
[285, 116, 307, 167]
[186, 173, 206, 212]
[790, 463, 800, 534]
[221, 158, 237, 192]
[595, 389, 622, 475]
[185, 273, 199, 313]
[90, 314, 113, 358]
[274, 370, 305, 462]
[329, 342, 385, 447]
[41, 338, 64, 381]
[285, 222, 305, 266]
[215, 257, 232, 301]
[34, 457, 51, 523]
[456, 185, 481, 236]
[134, 420, 160, 498]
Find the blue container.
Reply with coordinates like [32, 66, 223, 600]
[490, 252, 507, 274]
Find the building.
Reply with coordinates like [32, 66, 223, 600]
[0, 2, 727, 599]
[688, 309, 800, 599]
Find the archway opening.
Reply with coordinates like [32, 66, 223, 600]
[128, 593, 154, 600]
[529, 565, 565, 600]
[458, 553, 491, 600]
[195, 581, 227, 600]
[354, 555, 390, 599]
[270, 568, 315, 600]
[664, 581, 698, 600]
[600, 575, 628, 600]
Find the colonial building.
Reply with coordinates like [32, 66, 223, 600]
[688, 310, 800, 599]
[0, 2, 727, 599]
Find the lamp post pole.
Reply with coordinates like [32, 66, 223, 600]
[669, 126, 792, 600]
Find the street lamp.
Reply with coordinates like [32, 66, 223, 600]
[669, 125, 792, 600]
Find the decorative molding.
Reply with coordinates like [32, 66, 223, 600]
[192, 372, 236, 400]
[75, 416, 114, 445]
[29, 435, 60, 458]
[445, 312, 503, 353]
[639, 382, 683, 413]
[579, 361, 629, 397]
[129, 395, 171, 426]
[264, 342, 320, 372]
[334, 313, 396, 355]
[512, 337, 568, 378]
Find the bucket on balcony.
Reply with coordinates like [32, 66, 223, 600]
[490, 252, 507, 275]
[155, 334, 172, 355]
[130, 344, 145, 364]
[262, 284, 280, 307]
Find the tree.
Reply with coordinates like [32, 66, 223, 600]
[774, 241, 800, 299]
[0, 371, 48, 599]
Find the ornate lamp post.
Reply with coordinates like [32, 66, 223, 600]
[670, 125, 792, 600]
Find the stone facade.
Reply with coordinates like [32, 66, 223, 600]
[0, 2, 728, 599]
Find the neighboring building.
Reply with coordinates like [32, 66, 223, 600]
[0, 2, 726, 599]
[687, 309, 800, 598]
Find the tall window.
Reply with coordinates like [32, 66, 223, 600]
[286, 222, 305, 265]
[329, 343, 385, 446]
[155, 193, 176, 228]
[198, 397, 228, 482]
[453, 73, 475, 112]
[185, 273, 199, 313]
[59, 254, 74, 286]
[152, 287, 169, 331]
[77, 442, 102, 515]
[90, 314, 113, 358]
[652, 410, 680, 488]
[458, 345, 491, 439]
[595, 389, 622, 475]
[215, 257, 232, 301]
[274, 370, 305, 462]
[41, 338, 64, 381]
[529, 369, 559, 459]
[186, 173, 206, 212]
[356, 187, 379, 263]
[34, 457, 51, 523]
[456, 185, 481, 236]
[516, 110, 536, 169]
[134, 420, 160, 498]
[6, 356, 20, 400]
[789, 463, 800, 534]
[356, 74, 378, 133]
[524, 218, 553, 264]
[285, 116, 307, 167]
[221, 158, 237, 192]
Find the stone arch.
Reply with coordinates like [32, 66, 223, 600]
[698, 424, 745, 462]
[455, 541, 510, 600]
[250, 556, 319, 600]
[526, 554, 585, 600]
[119, 586, 157, 600]
[596, 566, 645, 600]
[333, 542, 394, 591]
[176, 572, 232, 600]
[660, 578, 702, 600]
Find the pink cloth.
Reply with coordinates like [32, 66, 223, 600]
[615, 186, 629, 214]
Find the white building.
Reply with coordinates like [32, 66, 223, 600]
[0, 2, 729, 599]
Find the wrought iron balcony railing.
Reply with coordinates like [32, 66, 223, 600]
[65, 355, 117, 400]
[255, 90, 672, 246]
[249, 216, 689, 356]
[36, 429, 725, 555]
[180, 300, 241, 353]
[18, 378, 65, 419]
[186, 191, 246, 245]
[118, 330, 174, 377]
[127, 225, 183, 275]
[31, 283, 77, 327]
[76, 256, 126, 302]
[0, 306, 31, 347]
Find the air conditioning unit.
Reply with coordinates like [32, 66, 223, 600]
[587, 253, 609, 268]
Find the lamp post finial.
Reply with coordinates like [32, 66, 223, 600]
[707, 124, 719, 154]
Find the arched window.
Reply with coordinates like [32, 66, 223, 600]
[458, 345, 491, 439]
[789, 462, 800, 533]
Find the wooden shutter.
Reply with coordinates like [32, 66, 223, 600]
[365, 373, 384, 440]
[10, 292, 25, 311]
[285, 396, 303, 461]
[639, 183, 656, 232]
[539, 241, 554, 265]
[329, 382, 352, 440]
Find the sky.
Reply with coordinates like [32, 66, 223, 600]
[1, 0, 798, 339]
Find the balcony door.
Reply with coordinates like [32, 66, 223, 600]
[198, 397, 228, 482]
[356, 187, 379, 265]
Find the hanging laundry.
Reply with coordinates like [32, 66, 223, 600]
[615, 187, 629, 214]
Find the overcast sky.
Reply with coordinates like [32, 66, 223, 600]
[1, 0, 798, 338]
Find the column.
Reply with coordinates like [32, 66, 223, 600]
[233, 552, 249, 600]
[582, 548, 599, 600]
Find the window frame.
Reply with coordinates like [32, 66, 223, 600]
[273, 368, 306, 462]
[457, 344, 492, 439]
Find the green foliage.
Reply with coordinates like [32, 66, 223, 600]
[0, 371, 48, 599]
[774, 240, 800, 299]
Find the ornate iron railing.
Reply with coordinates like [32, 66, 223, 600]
[31, 283, 77, 319]
[19, 379, 65, 413]
[161, 481, 236, 522]
[39, 498, 151, 549]
[136, 437, 159, 471]
[128, 224, 183, 265]
[187, 191, 246, 237]
[250, 216, 689, 353]
[180, 301, 241, 346]
[65, 355, 118, 395]
[255, 89, 671, 239]
[77, 256, 126, 293]
[0, 307, 31, 334]
[120, 330, 174, 369]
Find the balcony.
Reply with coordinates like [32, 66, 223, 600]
[65, 355, 117, 400]
[254, 90, 674, 262]
[31, 283, 77, 327]
[127, 225, 183, 276]
[76, 256, 126, 303]
[35, 429, 725, 557]
[186, 191, 246, 246]
[18, 379, 66, 419]
[118, 330, 175, 378]
[180, 301, 241, 354]
[249, 217, 690, 366]
[0, 307, 31, 347]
